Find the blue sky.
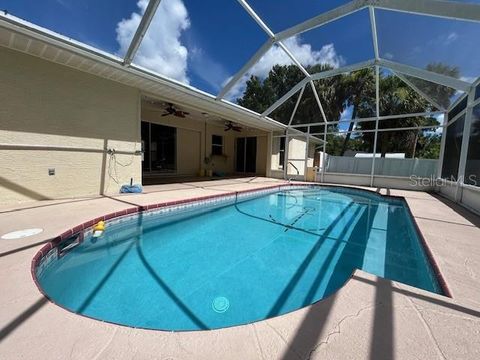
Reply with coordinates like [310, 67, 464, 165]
[2, 0, 479, 109]
[1, 0, 138, 52]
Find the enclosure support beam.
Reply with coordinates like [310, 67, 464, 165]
[310, 60, 375, 81]
[288, 86, 305, 126]
[309, 124, 444, 136]
[217, 40, 273, 99]
[456, 87, 476, 198]
[310, 81, 328, 124]
[290, 110, 444, 127]
[237, 0, 311, 80]
[237, 0, 275, 37]
[278, 41, 311, 77]
[370, 65, 380, 187]
[123, 0, 162, 66]
[379, 59, 471, 92]
[369, 6, 379, 60]
[372, 0, 480, 23]
[276, 1, 367, 41]
[262, 78, 310, 116]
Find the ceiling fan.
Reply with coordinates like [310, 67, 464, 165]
[224, 121, 242, 132]
[161, 103, 190, 118]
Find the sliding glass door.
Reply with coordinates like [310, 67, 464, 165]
[141, 121, 176, 173]
[235, 137, 257, 173]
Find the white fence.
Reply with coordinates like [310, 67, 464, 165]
[324, 155, 438, 178]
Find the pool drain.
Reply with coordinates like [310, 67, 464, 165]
[212, 296, 230, 313]
[1, 228, 43, 240]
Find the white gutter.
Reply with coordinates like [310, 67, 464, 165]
[0, 12, 286, 132]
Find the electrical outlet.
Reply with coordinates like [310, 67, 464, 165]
[48, 168, 55, 176]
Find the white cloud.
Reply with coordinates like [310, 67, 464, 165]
[116, 2, 343, 99]
[116, 0, 190, 83]
[444, 32, 459, 45]
[225, 36, 344, 101]
[383, 52, 394, 60]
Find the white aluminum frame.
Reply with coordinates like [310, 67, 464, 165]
[123, 0, 162, 65]
[2, 0, 480, 189]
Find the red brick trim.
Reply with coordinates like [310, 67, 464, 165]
[31, 182, 451, 317]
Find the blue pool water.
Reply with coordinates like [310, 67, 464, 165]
[38, 187, 441, 330]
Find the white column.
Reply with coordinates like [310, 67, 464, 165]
[266, 131, 273, 177]
[437, 111, 448, 179]
[304, 126, 310, 181]
[284, 134, 289, 180]
[321, 122, 327, 183]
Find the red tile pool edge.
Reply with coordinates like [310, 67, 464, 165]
[30, 183, 452, 299]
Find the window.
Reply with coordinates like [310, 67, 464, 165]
[465, 104, 480, 186]
[211, 135, 223, 156]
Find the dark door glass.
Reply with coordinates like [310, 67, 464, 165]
[236, 138, 245, 172]
[245, 137, 257, 173]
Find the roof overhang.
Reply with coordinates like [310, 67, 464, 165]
[0, 12, 286, 133]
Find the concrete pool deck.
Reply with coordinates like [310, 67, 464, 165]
[0, 177, 479, 359]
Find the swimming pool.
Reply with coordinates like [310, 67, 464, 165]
[35, 186, 442, 331]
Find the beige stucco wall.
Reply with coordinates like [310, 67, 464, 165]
[270, 136, 316, 178]
[0, 47, 141, 205]
[141, 107, 268, 176]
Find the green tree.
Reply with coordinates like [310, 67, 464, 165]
[236, 62, 457, 158]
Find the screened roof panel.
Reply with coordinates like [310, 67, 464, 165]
[399, 74, 464, 110]
[3, 0, 480, 130]
[291, 85, 323, 125]
[283, 9, 374, 71]
[223, 43, 305, 110]
[377, 9, 480, 83]
[246, 0, 353, 33]
[133, 0, 267, 94]
[270, 90, 302, 125]
[1, 0, 138, 55]
[314, 67, 377, 123]
[379, 68, 440, 116]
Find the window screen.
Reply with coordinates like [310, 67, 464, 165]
[465, 104, 480, 186]
[441, 115, 465, 181]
